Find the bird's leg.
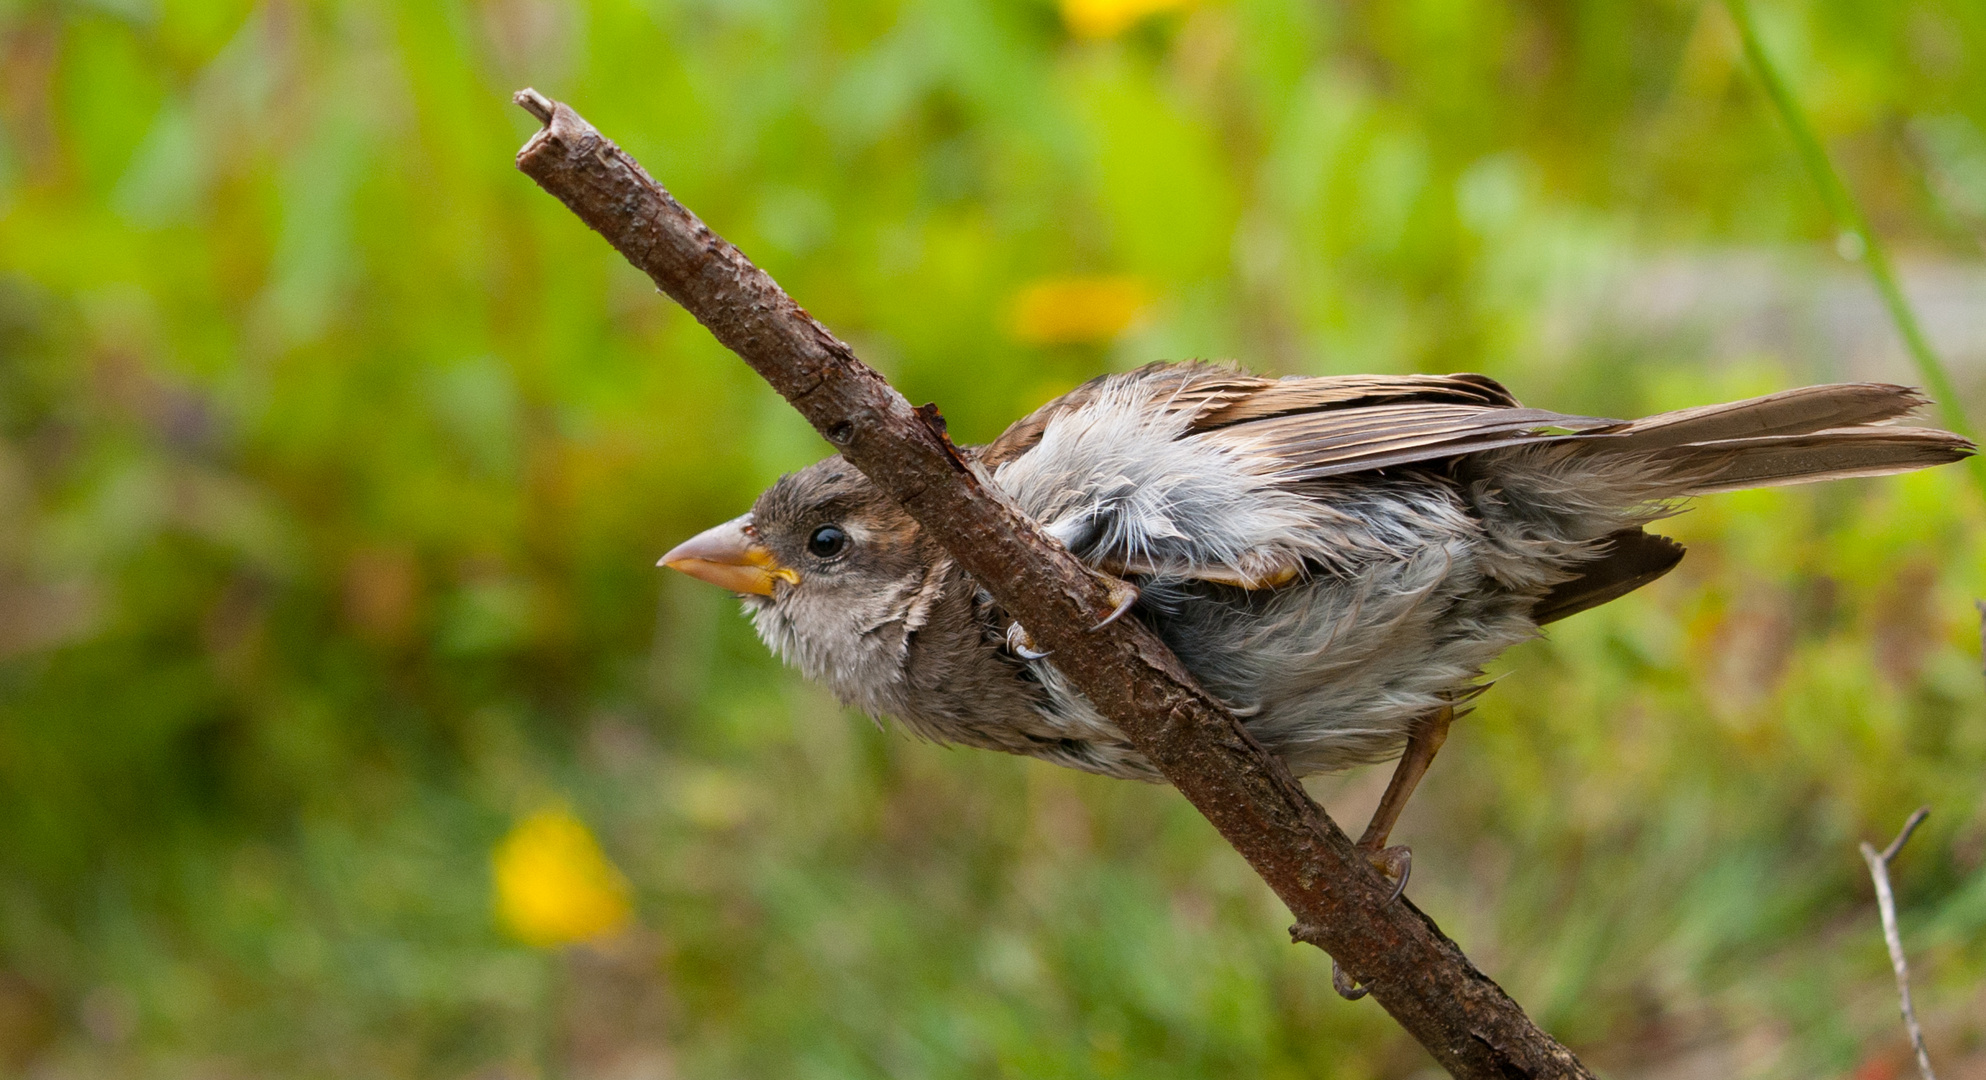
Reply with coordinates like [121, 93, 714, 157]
[1354, 703, 1453, 901]
[1330, 707, 1453, 998]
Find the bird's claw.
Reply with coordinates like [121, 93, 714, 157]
[1331, 960, 1369, 1000]
[1360, 843, 1412, 904]
[1320, 847, 1409, 1001]
[1089, 578, 1140, 632]
[1006, 621, 1050, 659]
[1292, 922, 1368, 999]
[1002, 578, 1135, 654]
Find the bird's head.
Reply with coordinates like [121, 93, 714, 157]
[660, 458, 943, 711]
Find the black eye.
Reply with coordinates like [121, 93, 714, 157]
[806, 525, 848, 559]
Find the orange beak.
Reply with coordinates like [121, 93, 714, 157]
[659, 514, 799, 597]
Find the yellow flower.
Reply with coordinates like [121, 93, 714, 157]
[1060, 0, 1194, 40]
[492, 807, 633, 948]
[1005, 274, 1154, 346]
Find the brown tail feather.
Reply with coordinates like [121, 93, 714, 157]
[1506, 383, 1969, 625]
[1555, 384, 1974, 497]
[1610, 383, 1932, 452]
[1653, 426, 1974, 494]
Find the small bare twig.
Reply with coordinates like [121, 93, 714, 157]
[1859, 807, 1937, 1080]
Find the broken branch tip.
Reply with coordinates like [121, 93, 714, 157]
[514, 88, 554, 125]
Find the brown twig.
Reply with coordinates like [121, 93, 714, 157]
[511, 88, 1595, 1079]
[1859, 807, 1937, 1080]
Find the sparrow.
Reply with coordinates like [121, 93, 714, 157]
[662, 362, 1972, 874]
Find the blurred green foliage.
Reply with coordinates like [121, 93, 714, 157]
[1, 0, 1985, 1076]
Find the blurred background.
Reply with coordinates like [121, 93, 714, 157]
[2, 0, 1985, 1076]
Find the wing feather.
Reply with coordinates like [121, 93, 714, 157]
[1206, 405, 1617, 480]
[978, 362, 1970, 607]
[979, 363, 1530, 467]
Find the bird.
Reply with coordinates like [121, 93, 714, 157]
[661, 362, 1973, 882]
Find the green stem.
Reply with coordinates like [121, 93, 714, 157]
[1725, 0, 1986, 498]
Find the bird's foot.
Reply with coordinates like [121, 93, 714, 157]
[1324, 846, 1411, 1001]
[1089, 578, 1140, 631]
[1331, 960, 1369, 1000]
[1005, 621, 1051, 659]
[1359, 843, 1412, 904]
[1293, 923, 1372, 1002]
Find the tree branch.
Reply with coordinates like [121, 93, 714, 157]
[512, 87, 1594, 1079]
[1860, 807, 1938, 1080]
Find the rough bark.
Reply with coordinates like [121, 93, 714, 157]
[513, 87, 1595, 1079]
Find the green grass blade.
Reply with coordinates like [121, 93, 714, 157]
[1726, 0, 1986, 498]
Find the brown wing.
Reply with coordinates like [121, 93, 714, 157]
[978, 362, 1535, 468]
[1158, 373, 1694, 609]
[1178, 368, 1622, 480]
[1197, 403, 1623, 479]
[975, 363, 1608, 595]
